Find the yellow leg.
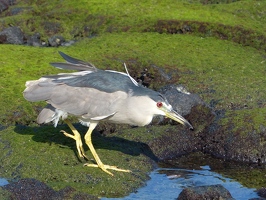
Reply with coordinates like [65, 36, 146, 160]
[84, 122, 131, 176]
[61, 119, 88, 159]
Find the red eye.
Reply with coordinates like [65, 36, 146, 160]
[157, 102, 163, 108]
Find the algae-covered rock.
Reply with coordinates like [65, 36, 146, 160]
[204, 108, 266, 164]
[1, 178, 99, 200]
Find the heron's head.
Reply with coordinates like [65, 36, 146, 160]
[150, 94, 193, 130]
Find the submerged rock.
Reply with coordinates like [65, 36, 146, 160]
[257, 187, 266, 198]
[177, 184, 234, 200]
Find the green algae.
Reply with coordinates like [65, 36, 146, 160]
[219, 108, 266, 134]
[0, 188, 12, 200]
[1, 0, 265, 41]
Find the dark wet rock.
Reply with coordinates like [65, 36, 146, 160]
[0, 34, 7, 43]
[2, 178, 56, 199]
[148, 103, 215, 160]
[48, 35, 65, 47]
[2, 6, 32, 16]
[159, 84, 205, 116]
[1, 178, 99, 200]
[27, 32, 42, 47]
[156, 84, 266, 165]
[0, 26, 26, 44]
[257, 187, 266, 198]
[147, 126, 199, 160]
[177, 184, 234, 200]
[0, 0, 15, 14]
[9, 6, 27, 15]
[202, 111, 266, 164]
[134, 65, 182, 88]
[136, 68, 155, 88]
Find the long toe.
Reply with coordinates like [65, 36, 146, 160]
[60, 130, 75, 139]
[84, 163, 131, 176]
[78, 148, 88, 160]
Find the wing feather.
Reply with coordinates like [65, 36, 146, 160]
[50, 51, 97, 71]
[49, 63, 95, 71]
[53, 70, 139, 93]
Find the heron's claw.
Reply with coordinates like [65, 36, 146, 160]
[84, 163, 131, 176]
[60, 130, 88, 159]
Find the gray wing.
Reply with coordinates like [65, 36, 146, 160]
[52, 70, 138, 93]
[49, 84, 127, 118]
[48, 52, 139, 93]
[24, 78, 127, 119]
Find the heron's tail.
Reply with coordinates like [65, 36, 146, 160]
[23, 78, 55, 102]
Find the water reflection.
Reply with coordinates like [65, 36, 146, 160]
[102, 166, 260, 200]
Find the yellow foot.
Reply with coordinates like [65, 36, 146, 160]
[84, 163, 131, 176]
[60, 130, 88, 159]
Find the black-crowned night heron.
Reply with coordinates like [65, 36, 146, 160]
[23, 52, 193, 176]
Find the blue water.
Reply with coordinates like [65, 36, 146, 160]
[102, 165, 260, 200]
[0, 178, 8, 186]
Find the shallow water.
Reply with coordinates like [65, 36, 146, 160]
[102, 166, 260, 200]
[0, 178, 8, 186]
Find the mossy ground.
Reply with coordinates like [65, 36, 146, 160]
[2, 0, 266, 40]
[0, 124, 154, 197]
[0, 0, 266, 197]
